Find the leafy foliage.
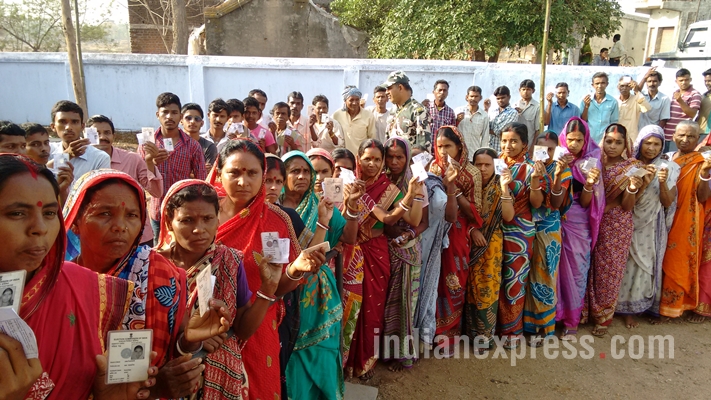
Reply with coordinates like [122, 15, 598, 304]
[0, 0, 115, 52]
[331, 0, 624, 61]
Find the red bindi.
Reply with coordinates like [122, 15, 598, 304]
[37, 201, 43, 207]
[121, 201, 125, 207]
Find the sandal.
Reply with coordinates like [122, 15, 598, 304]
[591, 324, 608, 337]
[528, 334, 545, 348]
[561, 328, 577, 342]
[687, 313, 706, 324]
[503, 335, 521, 350]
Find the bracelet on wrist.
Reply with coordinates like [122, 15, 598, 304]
[285, 266, 304, 281]
[256, 290, 277, 302]
[399, 202, 410, 212]
[456, 192, 463, 198]
[700, 172, 711, 182]
[346, 207, 358, 218]
[551, 188, 564, 196]
[583, 186, 594, 193]
[316, 221, 330, 231]
[176, 333, 203, 356]
[626, 187, 639, 194]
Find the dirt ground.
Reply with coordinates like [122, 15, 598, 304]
[352, 314, 711, 399]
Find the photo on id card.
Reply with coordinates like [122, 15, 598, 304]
[0, 270, 25, 314]
[323, 178, 344, 202]
[106, 329, 153, 384]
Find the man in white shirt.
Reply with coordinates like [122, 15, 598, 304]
[365, 86, 389, 143]
[617, 75, 651, 143]
[309, 95, 344, 152]
[49, 100, 110, 184]
[456, 86, 489, 153]
[332, 86, 377, 155]
[608, 34, 626, 66]
[636, 68, 671, 132]
[287, 91, 315, 152]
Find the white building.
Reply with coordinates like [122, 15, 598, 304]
[634, 0, 711, 59]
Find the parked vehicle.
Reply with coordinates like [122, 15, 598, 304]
[646, 20, 710, 77]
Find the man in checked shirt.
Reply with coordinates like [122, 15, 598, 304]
[139, 92, 206, 244]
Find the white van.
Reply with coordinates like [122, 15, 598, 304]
[647, 20, 711, 77]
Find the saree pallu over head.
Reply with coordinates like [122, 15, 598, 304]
[18, 164, 132, 399]
[210, 149, 300, 400]
[559, 116, 605, 248]
[281, 151, 322, 233]
[430, 125, 483, 223]
[355, 147, 402, 241]
[384, 137, 413, 193]
[660, 151, 708, 317]
[62, 169, 186, 367]
[618, 125, 680, 315]
[161, 178, 251, 400]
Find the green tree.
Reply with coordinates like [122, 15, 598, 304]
[0, 0, 114, 52]
[331, 0, 623, 61]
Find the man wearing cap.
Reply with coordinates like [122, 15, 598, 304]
[382, 70, 432, 150]
[332, 85, 377, 155]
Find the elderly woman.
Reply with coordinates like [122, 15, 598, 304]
[63, 170, 230, 398]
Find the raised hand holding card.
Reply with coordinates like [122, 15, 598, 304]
[494, 158, 508, 175]
[196, 265, 213, 317]
[533, 145, 550, 162]
[141, 127, 155, 144]
[163, 138, 174, 152]
[411, 162, 428, 182]
[85, 127, 99, 145]
[553, 146, 568, 161]
[412, 152, 433, 167]
[339, 168, 356, 185]
[105, 329, 152, 384]
[323, 178, 344, 202]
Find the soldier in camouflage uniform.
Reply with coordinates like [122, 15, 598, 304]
[381, 71, 433, 151]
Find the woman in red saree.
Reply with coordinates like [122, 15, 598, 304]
[660, 122, 711, 320]
[209, 140, 325, 399]
[63, 170, 234, 398]
[582, 124, 645, 336]
[344, 139, 422, 380]
[156, 179, 285, 399]
[63, 171, 189, 373]
[0, 154, 156, 400]
[330, 148, 368, 370]
[430, 126, 483, 355]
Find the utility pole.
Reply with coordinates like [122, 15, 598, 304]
[59, 0, 87, 118]
[538, 0, 552, 133]
[74, 0, 87, 109]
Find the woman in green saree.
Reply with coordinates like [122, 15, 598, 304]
[281, 150, 359, 399]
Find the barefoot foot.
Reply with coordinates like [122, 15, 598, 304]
[687, 313, 706, 324]
[625, 315, 639, 329]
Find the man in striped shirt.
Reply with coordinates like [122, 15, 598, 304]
[138, 92, 206, 244]
[664, 68, 702, 152]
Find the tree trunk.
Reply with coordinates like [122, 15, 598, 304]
[59, 0, 87, 117]
[171, 0, 188, 54]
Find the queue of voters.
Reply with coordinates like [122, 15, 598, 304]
[0, 65, 710, 400]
